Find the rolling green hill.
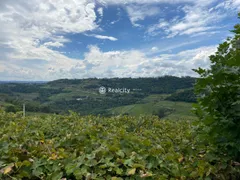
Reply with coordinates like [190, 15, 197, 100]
[0, 76, 197, 119]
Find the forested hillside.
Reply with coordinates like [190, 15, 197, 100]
[0, 76, 196, 118]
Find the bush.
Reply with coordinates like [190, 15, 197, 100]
[152, 108, 166, 118]
[5, 105, 17, 113]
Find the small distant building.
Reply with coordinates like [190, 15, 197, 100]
[76, 96, 89, 101]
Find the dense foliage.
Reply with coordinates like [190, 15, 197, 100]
[0, 110, 239, 179]
[193, 13, 240, 160]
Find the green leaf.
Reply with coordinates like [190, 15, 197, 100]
[116, 150, 125, 158]
[48, 171, 63, 180]
[127, 168, 136, 175]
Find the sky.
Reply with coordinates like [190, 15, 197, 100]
[0, 0, 239, 81]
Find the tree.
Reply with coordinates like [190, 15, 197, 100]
[193, 13, 240, 159]
[153, 108, 166, 118]
[5, 105, 17, 113]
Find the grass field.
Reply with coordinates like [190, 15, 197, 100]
[109, 94, 196, 120]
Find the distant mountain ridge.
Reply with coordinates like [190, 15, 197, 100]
[0, 81, 47, 84]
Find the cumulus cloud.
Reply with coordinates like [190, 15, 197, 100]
[71, 45, 216, 78]
[0, 43, 217, 80]
[0, 0, 233, 80]
[0, 0, 98, 54]
[139, 45, 217, 77]
[0, 0, 98, 80]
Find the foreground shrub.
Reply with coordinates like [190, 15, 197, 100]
[0, 111, 239, 179]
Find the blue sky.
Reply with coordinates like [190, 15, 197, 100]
[0, 0, 239, 80]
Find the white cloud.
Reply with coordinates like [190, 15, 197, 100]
[0, 0, 98, 80]
[0, 0, 233, 80]
[0, 43, 217, 80]
[145, 46, 217, 77]
[0, 0, 98, 52]
[181, 27, 217, 35]
[97, 7, 104, 17]
[146, 40, 200, 56]
[147, 19, 170, 36]
[43, 41, 64, 48]
[215, 0, 240, 11]
[0, 1, 97, 34]
[233, 0, 240, 7]
[96, 7, 104, 23]
[99, 0, 216, 6]
[67, 45, 217, 79]
[146, 2, 230, 38]
[126, 5, 160, 27]
[86, 34, 118, 41]
[110, 8, 121, 25]
[151, 47, 159, 52]
[170, 6, 222, 34]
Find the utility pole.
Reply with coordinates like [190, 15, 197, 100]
[23, 103, 25, 118]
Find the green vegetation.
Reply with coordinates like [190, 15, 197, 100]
[166, 89, 196, 103]
[0, 111, 239, 179]
[193, 13, 240, 161]
[109, 94, 196, 120]
[5, 105, 18, 113]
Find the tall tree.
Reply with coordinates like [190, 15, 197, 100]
[193, 13, 240, 159]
